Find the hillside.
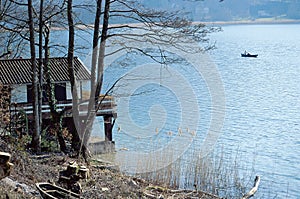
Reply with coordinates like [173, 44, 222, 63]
[0, 137, 220, 199]
[74, 0, 300, 24]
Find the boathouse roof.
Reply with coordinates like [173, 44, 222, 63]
[0, 57, 91, 85]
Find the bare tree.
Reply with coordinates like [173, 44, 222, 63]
[0, 0, 41, 150]
[65, 0, 220, 161]
[0, 1, 28, 58]
[43, 15, 68, 153]
[27, 0, 41, 152]
[67, 0, 90, 157]
[0, 0, 68, 152]
[1, 0, 219, 158]
[38, 0, 44, 148]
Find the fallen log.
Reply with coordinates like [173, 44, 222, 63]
[241, 176, 260, 199]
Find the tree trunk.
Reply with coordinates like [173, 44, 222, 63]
[81, 0, 110, 162]
[44, 25, 67, 153]
[28, 0, 41, 152]
[83, 0, 103, 153]
[95, 0, 110, 100]
[38, 0, 43, 141]
[78, 0, 103, 161]
[90, 0, 102, 104]
[67, 0, 89, 160]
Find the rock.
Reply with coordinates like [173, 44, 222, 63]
[101, 187, 109, 192]
[1, 177, 39, 196]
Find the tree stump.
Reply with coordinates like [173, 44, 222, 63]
[0, 152, 13, 179]
[78, 166, 90, 179]
[66, 161, 78, 176]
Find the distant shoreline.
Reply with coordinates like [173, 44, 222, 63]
[49, 19, 300, 31]
[201, 19, 300, 26]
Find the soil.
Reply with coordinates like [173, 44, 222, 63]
[0, 137, 220, 199]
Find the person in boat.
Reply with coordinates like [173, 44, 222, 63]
[244, 50, 250, 56]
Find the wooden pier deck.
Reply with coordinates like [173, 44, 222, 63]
[10, 96, 117, 119]
[9, 96, 117, 143]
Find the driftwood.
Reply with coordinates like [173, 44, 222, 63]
[241, 176, 260, 199]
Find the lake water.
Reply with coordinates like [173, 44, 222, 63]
[81, 24, 300, 198]
[208, 24, 300, 199]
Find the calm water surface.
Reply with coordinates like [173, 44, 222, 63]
[89, 24, 300, 198]
[209, 24, 300, 198]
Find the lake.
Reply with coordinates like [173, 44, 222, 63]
[209, 24, 300, 198]
[81, 24, 300, 198]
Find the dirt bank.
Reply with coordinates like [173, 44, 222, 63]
[0, 137, 219, 199]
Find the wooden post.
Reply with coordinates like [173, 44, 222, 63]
[104, 116, 112, 141]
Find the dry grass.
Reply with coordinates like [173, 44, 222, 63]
[0, 135, 222, 199]
[132, 147, 254, 199]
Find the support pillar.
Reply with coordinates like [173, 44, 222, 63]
[104, 116, 112, 141]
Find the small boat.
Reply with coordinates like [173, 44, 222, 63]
[241, 53, 258, 58]
[36, 182, 80, 199]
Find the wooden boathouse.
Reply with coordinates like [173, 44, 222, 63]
[0, 57, 116, 152]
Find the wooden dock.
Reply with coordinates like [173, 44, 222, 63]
[9, 96, 117, 142]
[10, 96, 116, 118]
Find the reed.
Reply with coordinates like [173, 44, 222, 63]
[134, 146, 255, 198]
